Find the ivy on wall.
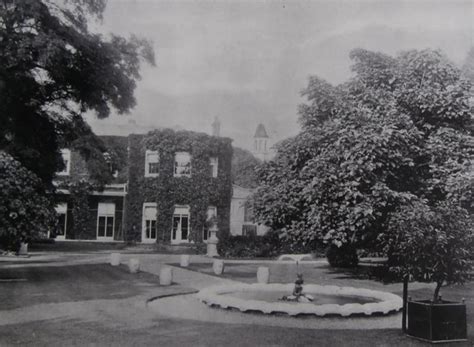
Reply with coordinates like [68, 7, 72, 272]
[126, 129, 233, 243]
[68, 180, 95, 240]
[55, 137, 128, 239]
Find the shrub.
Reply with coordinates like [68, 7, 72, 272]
[217, 231, 281, 258]
[0, 152, 56, 251]
[326, 243, 359, 268]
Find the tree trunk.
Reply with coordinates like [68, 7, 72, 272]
[433, 281, 443, 303]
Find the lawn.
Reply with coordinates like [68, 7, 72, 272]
[0, 263, 193, 310]
[0, 260, 472, 346]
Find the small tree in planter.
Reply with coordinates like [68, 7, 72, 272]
[383, 200, 473, 342]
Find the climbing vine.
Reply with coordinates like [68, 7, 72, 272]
[126, 129, 233, 243]
[68, 180, 95, 240]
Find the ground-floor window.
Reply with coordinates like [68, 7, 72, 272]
[242, 224, 257, 237]
[142, 203, 157, 243]
[172, 205, 190, 243]
[97, 202, 115, 240]
[55, 203, 68, 239]
[203, 206, 217, 241]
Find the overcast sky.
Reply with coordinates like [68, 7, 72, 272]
[88, 0, 473, 150]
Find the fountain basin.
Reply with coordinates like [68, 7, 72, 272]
[197, 283, 402, 317]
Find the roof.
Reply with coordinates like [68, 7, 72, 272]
[254, 123, 269, 138]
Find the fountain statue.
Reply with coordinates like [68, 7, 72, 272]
[280, 262, 314, 303]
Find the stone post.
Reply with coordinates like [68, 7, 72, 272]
[180, 254, 190, 267]
[110, 253, 121, 266]
[160, 266, 173, 286]
[128, 258, 140, 273]
[257, 266, 270, 284]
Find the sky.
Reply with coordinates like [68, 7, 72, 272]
[87, 0, 473, 150]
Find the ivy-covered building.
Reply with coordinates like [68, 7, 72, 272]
[53, 129, 233, 244]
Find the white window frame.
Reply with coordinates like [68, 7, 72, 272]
[55, 203, 68, 240]
[203, 206, 217, 242]
[57, 149, 71, 176]
[97, 203, 115, 241]
[174, 152, 192, 177]
[145, 150, 159, 177]
[142, 202, 158, 243]
[210, 157, 218, 178]
[171, 205, 190, 244]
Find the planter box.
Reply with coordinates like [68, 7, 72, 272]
[407, 300, 467, 343]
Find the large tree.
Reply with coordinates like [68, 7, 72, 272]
[0, 0, 154, 248]
[232, 147, 261, 188]
[0, 0, 155, 184]
[254, 49, 473, 257]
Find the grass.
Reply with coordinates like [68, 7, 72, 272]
[0, 263, 192, 310]
[1, 260, 472, 346]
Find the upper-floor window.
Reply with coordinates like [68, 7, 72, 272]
[57, 149, 71, 176]
[174, 152, 191, 177]
[145, 150, 159, 177]
[103, 151, 119, 178]
[210, 157, 218, 177]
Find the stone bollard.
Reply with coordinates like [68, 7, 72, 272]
[257, 266, 270, 284]
[213, 259, 224, 275]
[160, 266, 173, 286]
[128, 258, 140, 273]
[18, 242, 28, 256]
[180, 254, 190, 267]
[110, 253, 121, 266]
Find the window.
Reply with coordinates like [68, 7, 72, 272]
[171, 205, 190, 243]
[142, 203, 157, 242]
[243, 202, 254, 223]
[210, 157, 218, 177]
[242, 224, 257, 237]
[55, 203, 67, 239]
[97, 203, 115, 240]
[203, 206, 217, 241]
[145, 150, 159, 177]
[104, 151, 119, 178]
[174, 152, 191, 177]
[57, 149, 71, 176]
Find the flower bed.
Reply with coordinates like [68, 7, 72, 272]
[197, 283, 402, 317]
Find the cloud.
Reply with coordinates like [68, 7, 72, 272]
[88, 0, 473, 151]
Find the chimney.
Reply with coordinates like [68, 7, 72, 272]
[212, 116, 221, 137]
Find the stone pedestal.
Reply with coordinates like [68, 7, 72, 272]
[213, 259, 224, 275]
[160, 267, 173, 286]
[128, 258, 140, 273]
[110, 253, 121, 266]
[180, 254, 190, 267]
[257, 266, 270, 284]
[18, 242, 28, 256]
[206, 226, 219, 257]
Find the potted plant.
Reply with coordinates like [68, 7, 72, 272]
[383, 201, 473, 343]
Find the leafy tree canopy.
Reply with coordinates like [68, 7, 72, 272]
[462, 46, 474, 85]
[254, 49, 473, 255]
[0, 0, 155, 184]
[232, 147, 261, 188]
